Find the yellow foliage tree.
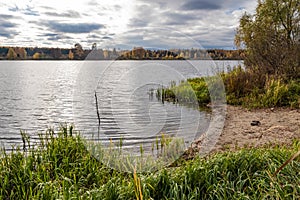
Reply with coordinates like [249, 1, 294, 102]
[32, 52, 41, 60]
[6, 48, 17, 60]
[68, 50, 74, 60]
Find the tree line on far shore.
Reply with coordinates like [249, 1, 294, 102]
[0, 44, 244, 60]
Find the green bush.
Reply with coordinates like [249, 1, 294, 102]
[161, 78, 210, 106]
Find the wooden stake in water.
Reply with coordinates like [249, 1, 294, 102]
[94, 91, 101, 138]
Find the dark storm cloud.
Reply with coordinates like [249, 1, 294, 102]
[45, 21, 104, 33]
[182, 0, 221, 10]
[44, 10, 81, 18]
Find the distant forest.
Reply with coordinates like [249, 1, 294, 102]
[0, 44, 244, 60]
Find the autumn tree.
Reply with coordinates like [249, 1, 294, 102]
[235, 0, 300, 80]
[68, 50, 74, 60]
[33, 52, 41, 59]
[74, 43, 85, 60]
[6, 48, 17, 60]
[51, 48, 62, 59]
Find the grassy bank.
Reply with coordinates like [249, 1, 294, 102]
[1, 126, 300, 199]
[161, 66, 300, 108]
[222, 66, 300, 108]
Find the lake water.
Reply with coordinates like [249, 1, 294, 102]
[0, 60, 242, 151]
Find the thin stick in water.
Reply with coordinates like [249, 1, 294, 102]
[95, 91, 101, 137]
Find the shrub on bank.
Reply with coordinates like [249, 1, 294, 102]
[164, 66, 300, 109]
[222, 66, 300, 108]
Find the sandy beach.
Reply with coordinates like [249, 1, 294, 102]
[213, 105, 300, 151]
[186, 105, 300, 158]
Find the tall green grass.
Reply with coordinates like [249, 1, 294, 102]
[87, 133, 186, 173]
[249, 78, 300, 108]
[163, 66, 300, 108]
[1, 126, 300, 199]
[157, 78, 210, 106]
[222, 66, 300, 108]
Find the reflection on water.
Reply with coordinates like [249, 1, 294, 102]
[0, 60, 242, 150]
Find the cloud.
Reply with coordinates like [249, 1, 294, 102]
[8, 5, 19, 12]
[0, 29, 18, 38]
[102, 36, 112, 40]
[47, 35, 72, 41]
[181, 0, 222, 10]
[44, 10, 81, 18]
[39, 33, 72, 41]
[42, 33, 59, 37]
[45, 21, 104, 33]
[0, 17, 18, 38]
[23, 7, 39, 16]
[137, 0, 177, 10]
[128, 18, 149, 28]
[0, 32, 14, 38]
[0, 20, 17, 28]
[180, 0, 254, 12]
[40, 6, 54, 10]
[0, 0, 257, 49]
[123, 0, 250, 48]
[0, 14, 16, 19]
[8, 4, 39, 16]
[161, 12, 200, 25]
[114, 5, 122, 11]
[87, 1, 99, 6]
[87, 34, 102, 39]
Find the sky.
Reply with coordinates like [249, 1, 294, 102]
[0, 0, 257, 50]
